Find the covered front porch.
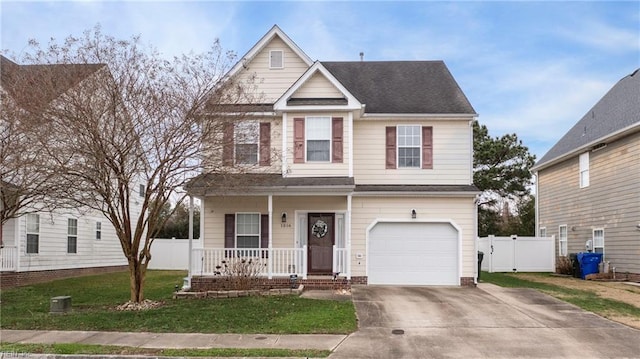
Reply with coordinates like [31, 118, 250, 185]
[185, 174, 355, 287]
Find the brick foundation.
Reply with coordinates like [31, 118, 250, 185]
[0, 265, 129, 289]
[460, 277, 475, 287]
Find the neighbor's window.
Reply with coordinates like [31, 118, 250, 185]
[539, 227, 547, 238]
[235, 121, 259, 165]
[236, 213, 260, 248]
[306, 116, 331, 162]
[26, 213, 40, 254]
[67, 218, 78, 254]
[579, 152, 589, 188]
[397, 125, 421, 168]
[558, 225, 568, 256]
[139, 184, 145, 197]
[96, 221, 102, 240]
[269, 50, 283, 69]
[593, 229, 604, 255]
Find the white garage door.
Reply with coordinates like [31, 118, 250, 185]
[368, 222, 459, 285]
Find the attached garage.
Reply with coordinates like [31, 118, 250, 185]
[367, 221, 460, 285]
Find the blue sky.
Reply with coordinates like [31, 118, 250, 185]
[2, 1, 639, 160]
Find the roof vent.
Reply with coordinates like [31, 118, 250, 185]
[359, 52, 364, 61]
[592, 142, 607, 151]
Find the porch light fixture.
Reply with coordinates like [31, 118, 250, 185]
[411, 209, 417, 219]
[281, 212, 287, 223]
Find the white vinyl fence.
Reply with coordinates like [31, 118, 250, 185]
[148, 238, 202, 270]
[478, 235, 555, 273]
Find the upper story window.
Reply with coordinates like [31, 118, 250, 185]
[235, 121, 259, 165]
[139, 184, 145, 198]
[386, 125, 433, 169]
[306, 116, 331, 162]
[67, 218, 78, 254]
[96, 221, 102, 240]
[26, 213, 40, 254]
[579, 152, 589, 188]
[269, 50, 284, 69]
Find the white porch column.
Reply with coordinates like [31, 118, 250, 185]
[268, 194, 273, 279]
[15, 215, 21, 272]
[346, 194, 352, 279]
[186, 195, 194, 288]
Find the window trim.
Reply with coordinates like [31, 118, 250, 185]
[305, 116, 332, 162]
[579, 152, 589, 188]
[235, 212, 261, 248]
[558, 225, 568, 257]
[67, 218, 78, 254]
[396, 125, 422, 168]
[96, 221, 102, 241]
[269, 50, 284, 69]
[593, 228, 605, 256]
[26, 213, 40, 254]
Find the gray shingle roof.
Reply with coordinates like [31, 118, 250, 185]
[186, 173, 355, 195]
[321, 61, 476, 114]
[534, 69, 640, 169]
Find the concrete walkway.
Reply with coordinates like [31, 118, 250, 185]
[0, 329, 346, 354]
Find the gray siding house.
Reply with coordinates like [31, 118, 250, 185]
[532, 69, 640, 280]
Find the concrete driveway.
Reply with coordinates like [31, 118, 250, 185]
[330, 283, 640, 358]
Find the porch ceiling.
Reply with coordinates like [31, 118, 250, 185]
[186, 173, 355, 196]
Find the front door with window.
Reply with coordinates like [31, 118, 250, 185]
[308, 213, 334, 274]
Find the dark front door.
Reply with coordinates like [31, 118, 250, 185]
[308, 213, 334, 274]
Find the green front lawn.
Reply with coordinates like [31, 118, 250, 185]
[0, 270, 357, 334]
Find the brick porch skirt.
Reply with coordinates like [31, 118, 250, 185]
[190, 275, 476, 291]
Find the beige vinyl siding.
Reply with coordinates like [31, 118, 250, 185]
[350, 196, 476, 278]
[285, 112, 350, 177]
[538, 131, 640, 274]
[353, 119, 472, 185]
[291, 72, 344, 98]
[16, 210, 126, 272]
[203, 195, 347, 249]
[2, 217, 16, 246]
[235, 36, 309, 103]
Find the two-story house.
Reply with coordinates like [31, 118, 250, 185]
[186, 25, 479, 288]
[1, 55, 138, 287]
[532, 69, 640, 281]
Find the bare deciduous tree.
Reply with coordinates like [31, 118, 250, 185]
[7, 26, 261, 302]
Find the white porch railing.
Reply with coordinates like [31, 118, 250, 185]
[333, 245, 350, 279]
[191, 246, 308, 279]
[1, 246, 17, 271]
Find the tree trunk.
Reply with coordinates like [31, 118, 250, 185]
[128, 259, 147, 302]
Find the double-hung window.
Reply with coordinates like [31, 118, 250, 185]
[579, 152, 589, 188]
[558, 225, 568, 256]
[397, 125, 421, 168]
[593, 229, 604, 255]
[236, 213, 260, 249]
[96, 221, 102, 240]
[306, 116, 331, 162]
[235, 121, 259, 165]
[26, 213, 40, 254]
[67, 218, 78, 254]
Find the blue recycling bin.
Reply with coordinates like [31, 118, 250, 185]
[576, 252, 603, 279]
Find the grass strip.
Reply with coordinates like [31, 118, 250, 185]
[482, 272, 640, 319]
[0, 342, 331, 358]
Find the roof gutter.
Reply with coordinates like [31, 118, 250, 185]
[532, 122, 640, 172]
[361, 113, 477, 119]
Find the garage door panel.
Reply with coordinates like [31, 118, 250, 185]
[368, 222, 458, 285]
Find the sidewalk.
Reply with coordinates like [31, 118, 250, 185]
[0, 329, 347, 355]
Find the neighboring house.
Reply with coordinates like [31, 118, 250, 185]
[0, 55, 138, 287]
[532, 69, 640, 280]
[186, 25, 479, 288]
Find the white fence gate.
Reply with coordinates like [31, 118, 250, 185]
[148, 238, 202, 270]
[478, 235, 555, 273]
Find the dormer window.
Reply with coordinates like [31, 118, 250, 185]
[269, 50, 283, 69]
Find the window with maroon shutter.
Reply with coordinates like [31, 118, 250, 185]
[259, 122, 271, 166]
[332, 117, 343, 163]
[385, 126, 397, 169]
[224, 214, 235, 256]
[294, 118, 305, 163]
[422, 126, 433, 169]
[261, 214, 269, 258]
[222, 123, 234, 166]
